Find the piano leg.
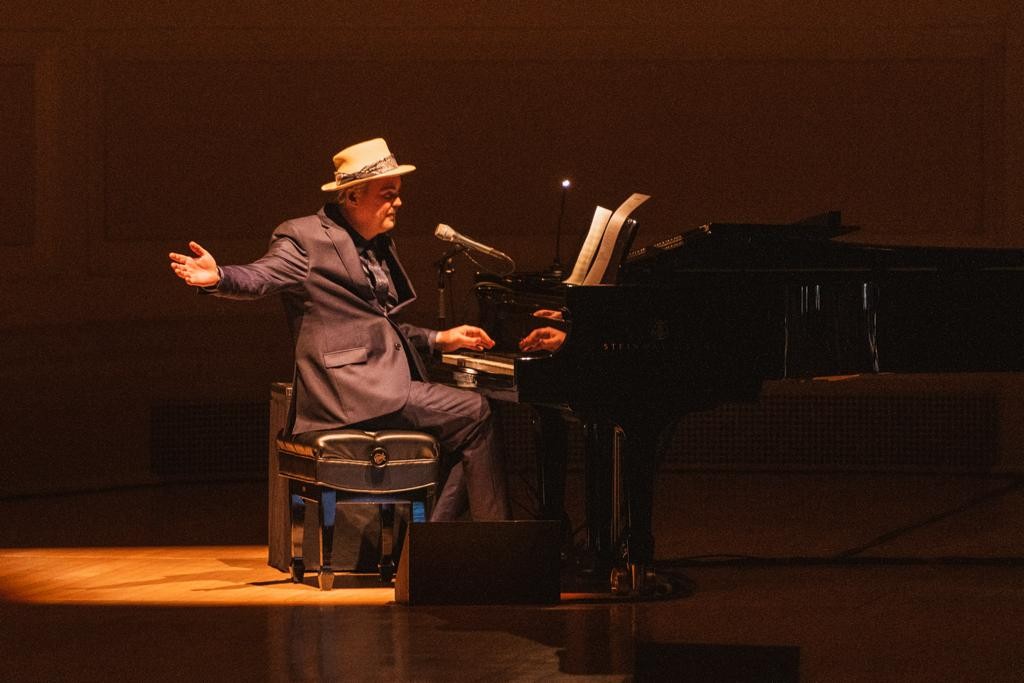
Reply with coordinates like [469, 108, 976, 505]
[529, 409, 618, 579]
[611, 410, 678, 596]
[534, 406, 680, 598]
[534, 406, 570, 529]
[570, 416, 635, 588]
[583, 419, 615, 564]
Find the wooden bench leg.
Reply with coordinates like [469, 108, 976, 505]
[316, 489, 336, 591]
[287, 483, 306, 583]
[378, 504, 396, 583]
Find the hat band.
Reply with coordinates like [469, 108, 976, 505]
[335, 154, 399, 185]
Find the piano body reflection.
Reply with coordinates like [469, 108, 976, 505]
[439, 212, 1024, 593]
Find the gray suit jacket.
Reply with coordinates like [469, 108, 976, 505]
[213, 206, 436, 433]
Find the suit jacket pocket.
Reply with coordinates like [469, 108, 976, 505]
[323, 346, 369, 368]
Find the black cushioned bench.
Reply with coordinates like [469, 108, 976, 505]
[276, 429, 439, 590]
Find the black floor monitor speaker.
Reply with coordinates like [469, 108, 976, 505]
[395, 521, 561, 605]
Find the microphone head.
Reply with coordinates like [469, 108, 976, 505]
[434, 223, 456, 241]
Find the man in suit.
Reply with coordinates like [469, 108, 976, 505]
[169, 137, 510, 522]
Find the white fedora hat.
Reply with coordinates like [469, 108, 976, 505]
[320, 137, 416, 192]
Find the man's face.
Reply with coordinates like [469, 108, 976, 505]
[344, 176, 403, 239]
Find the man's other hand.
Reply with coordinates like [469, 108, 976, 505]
[531, 308, 564, 321]
[518, 327, 566, 352]
[169, 241, 220, 287]
[436, 325, 495, 353]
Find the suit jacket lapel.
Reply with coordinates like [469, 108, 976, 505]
[318, 209, 378, 310]
[384, 238, 417, 315]
[317, 206, 420, 316]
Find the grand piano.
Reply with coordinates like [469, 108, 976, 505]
[439, 211, 1024, 593]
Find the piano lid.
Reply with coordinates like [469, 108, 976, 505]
[704, 211, 860, 243]
[623, 208, 1024, 276]
[625, 210, 858, 263]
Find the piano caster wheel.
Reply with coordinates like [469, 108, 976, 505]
[611, 564, 665, 596]
[317, 568, 334, 591]
[633, 565, 660, 594]
[378, 556, 396, 584]
[289, 557, 305, 584]
[609, 566, 632, 595]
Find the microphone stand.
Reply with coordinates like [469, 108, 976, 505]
[435, 245, 466, 329]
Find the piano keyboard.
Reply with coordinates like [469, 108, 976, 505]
[441, 351, 516, 377]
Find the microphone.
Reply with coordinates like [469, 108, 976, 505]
[434, 224, 512, 262]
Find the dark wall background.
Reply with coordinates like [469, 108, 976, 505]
[2, 2, 1024, 494]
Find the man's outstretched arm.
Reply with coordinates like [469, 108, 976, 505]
[169, 229, 308, 299]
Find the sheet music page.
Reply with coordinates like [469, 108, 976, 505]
[582, 193, 650, 285]
[564, 206, 612, 285]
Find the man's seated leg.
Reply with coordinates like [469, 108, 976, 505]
[401, 381, 511, 521]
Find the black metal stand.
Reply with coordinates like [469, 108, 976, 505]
[435, 245, 466, 329]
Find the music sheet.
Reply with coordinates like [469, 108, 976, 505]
[564, 206, 612, 285]
[582, 193, 651, 285]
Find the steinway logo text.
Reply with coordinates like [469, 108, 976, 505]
[600, 320, 672, 352]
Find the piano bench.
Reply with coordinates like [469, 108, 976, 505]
[276, 429, 440, 590]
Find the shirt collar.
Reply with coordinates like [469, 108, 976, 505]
[324, 203, 390, 256]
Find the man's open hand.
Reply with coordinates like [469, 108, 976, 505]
[169, 241, 220, 287]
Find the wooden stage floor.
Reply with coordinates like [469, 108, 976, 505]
[0, 546, 397, 606]
[2, 472, 1023, 681]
